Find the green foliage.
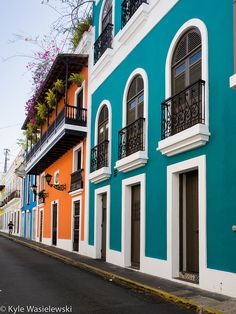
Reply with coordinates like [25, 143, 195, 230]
[71, 16, 92, 52]
[45, 89, 57, 110]
[36, 102, 47, 120]
[68, 73, 84, 86]
[26, 123, 38, 143]
[53, 79, 64, 94]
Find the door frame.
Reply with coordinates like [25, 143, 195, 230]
[122, 173, 146, 268]
[94, 185, 110, 259]
[39, 208, 44, 243]
[51, 200, 59, 246]
[32, 207, 36, 240]
[71, 195, 82, 252]
[167, 155, 206, 284]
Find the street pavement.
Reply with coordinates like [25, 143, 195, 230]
[0, 237, 194, 314]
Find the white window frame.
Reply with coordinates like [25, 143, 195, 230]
[89, 100, 112, 184]
[157, 19, 210, 156]
[71, 195, 83, 253]
[74, 81, 85, 108]
[54, 170, 60, 185]
[115, 68, 148, 173]
[73, 143, 84, 173]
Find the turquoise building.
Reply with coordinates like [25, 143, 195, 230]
[83, 0, 236, 297]
[21, 175, 37, 240]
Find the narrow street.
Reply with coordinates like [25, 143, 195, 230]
[0, 237, 194, 314]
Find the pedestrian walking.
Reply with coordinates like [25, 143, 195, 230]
[8, 220, 14, 236]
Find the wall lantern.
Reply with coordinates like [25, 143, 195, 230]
[31, 185, 48, 199]
[45, 173, 66, 191]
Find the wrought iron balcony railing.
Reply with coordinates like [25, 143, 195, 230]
[94, 23, 113, 64]
[118, 117, 145, 159]
[161, 80, 205, 140]
[1, 190, 20, 206]
[121, 0, 148, 28]
[38, 190, 48, 205]
[70, 169, 83, 192]
[91, 140, 109, 172]
[26, 105, 87, 162]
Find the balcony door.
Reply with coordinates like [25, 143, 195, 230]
[101, 0, 112, 32]
[101, 193, 107, 260]
[39, 210, 43, 243]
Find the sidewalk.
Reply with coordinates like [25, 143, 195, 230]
[1, 232, 235, 314]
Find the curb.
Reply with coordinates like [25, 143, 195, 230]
[0, 233, 223, 314]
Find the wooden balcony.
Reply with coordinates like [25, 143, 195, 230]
[70, 169, 83, 192]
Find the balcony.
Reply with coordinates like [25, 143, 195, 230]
[25, 105, 87, 175]
[70, 169, 83, 192]
[115, 118, 148, 173]
[89, 140, 111, 184]
[1, 190, 20, 207]
[121, 0, 148, 28]
[158, 80, 210, 156]
[94, 23, 113, 64]
[38, 190, 48, 205]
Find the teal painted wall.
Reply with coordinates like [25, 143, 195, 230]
[90, 0, 236, 273]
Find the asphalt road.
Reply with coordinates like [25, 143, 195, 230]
[0, 237, 194, 314]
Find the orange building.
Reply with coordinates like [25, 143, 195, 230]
[24, 54, 88, 252]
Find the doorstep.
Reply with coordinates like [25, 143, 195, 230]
[0, 232, 235, 314]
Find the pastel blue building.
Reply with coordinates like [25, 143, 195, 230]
[83, 0, 236, 297]
[21, 175, 37, 240]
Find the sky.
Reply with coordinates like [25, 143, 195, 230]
[0, 1, 62, 171]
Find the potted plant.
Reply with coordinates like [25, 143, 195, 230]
[36, 102, 47, 121]
[53, 79, 64, 94]
[68, 73, 84, 86]
[45, 89, 57, 110]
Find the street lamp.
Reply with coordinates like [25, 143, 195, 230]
[45, 173, 66, 191]
[31, 184, 48, 199]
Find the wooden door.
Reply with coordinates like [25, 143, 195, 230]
[180, 171, 199, 275]
[101, 194, 107, 260]
[73, 201, 80, 252]
[131, 184, 140, 269]
[52, 203, 57, 246]
[39, 211, 43, 243]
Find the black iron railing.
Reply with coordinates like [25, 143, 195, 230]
[70, 169, 83, 192]
[94, 23, 113, 64]
[121, 0, 148, 28]
[118, 117, 145, 159]
[161, 80, 205, 140]
[91, 140, 109, 172]
[38, 190, 48, 205]
[26, 105, 87, 162]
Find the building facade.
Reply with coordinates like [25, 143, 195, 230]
[24, 53, 89, 253]
[0, 152, 23, 236]
[84, 0, 236, 297]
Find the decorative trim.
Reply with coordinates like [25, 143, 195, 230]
[229, 73, 236, 89]
[157, 124, 210, 156]
[71, 195, 83, 253]
[89, 167, 111, 183]
[69, 189, 84, 197]
[115, 151, 148, 173]
[117, 2, 149, 45]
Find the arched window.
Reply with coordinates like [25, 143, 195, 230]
[98, 105, 109, 144]
[101, 0, 112, 32]
[126, 75, 144, 125]
[172, 28, 202, 95]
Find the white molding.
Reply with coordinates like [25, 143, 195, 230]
[157, 124, 210, 156]
[94, 185, 110, 260]
[89, 167, 111, 184]
[115, 151, 148, 173]
[74, 80, 86, 108]
[98, 0, 115, 36]
[165, 18, 209, 126]
[229, 73, 236, 89]
[54, 170, 59, 184]
[121, 174, 146, 268]
[72, 142, 84, 172]
[116, 2, 149, 45]
[71, 195, 82, 253]
[90, 100, 112, 182]
[90, 0, 180, 93]
[167, 156, 206, 284]
[75, 30, 93, 55]
[69, 189, 84, 197]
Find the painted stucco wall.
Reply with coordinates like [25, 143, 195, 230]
[89, 0, 236, 273]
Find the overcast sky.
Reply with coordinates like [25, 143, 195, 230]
[0, 1, 61, 171]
